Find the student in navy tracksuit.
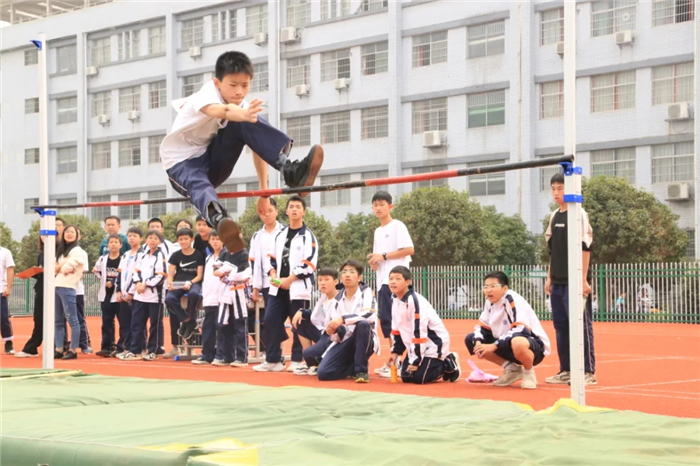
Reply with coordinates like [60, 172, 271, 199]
[113, 227, 143, 356]
[120, 230, 166, 361]
[193, 231, 226, 365]
[315, 260, 378, 383]
[92, 234, 123, 357]
[255, 195, 318, 373]
[216, 247, 251, 366]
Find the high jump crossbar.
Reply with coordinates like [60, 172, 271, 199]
[32, 155, 573, 210]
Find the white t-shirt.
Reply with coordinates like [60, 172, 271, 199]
[0, 247, 16, 294]
[372, 220, 414, 289]
[160, 80, 248, 170]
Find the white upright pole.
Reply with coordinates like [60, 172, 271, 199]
[34, 34, 56, 369]
[563, 2, 585, 404]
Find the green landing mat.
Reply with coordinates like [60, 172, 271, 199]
[1, 373, 699, 466]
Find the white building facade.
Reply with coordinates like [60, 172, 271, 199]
[0, 0, 697, 259]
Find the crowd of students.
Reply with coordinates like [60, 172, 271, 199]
[0, 172, 597, 388]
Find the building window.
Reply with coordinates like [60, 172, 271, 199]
[148, 26, 165, 54]
[541, 81, 564, 119]
[24, 198, 39, 214]
[25, 148, 40, 164]
[361, 106, 388, 139]
[320, 174, 351, 207]
[183, 74, 204, 97]
[687, 229, 696, 259]
[181, 17, 204, 48]
[57, 147, 78, 174]
[651, 62, 694, 105]
[56, 97, 77, 124]
[412, 31, 448, 68]
[653, 0, 694, 26]
[541, 8, 564, 45]
[217, 184, 239, 214]
[321, 49, 351, 81]
[251, 63, 269, 92]
[247, 4, 268, 35]
[148, 190, 167, 218]
[56, 44, 77, 73]
[90, 37, 111, 66]
[92, 91, 111, 117]
[148, 81, 167, 109]
[412, 98, 447, 134]
[245, 182, 259, 209]
[229, 9, 238, 38]
[286, 116, 311, 147]
[321, 111, 351, 144]
[25, 98, 39, 114]
[118, 193, 141, 220]
[591, 0, 637, 37]
[469, 161, 506, 196]
[360, 0, 388, 11]
[119, 85, 141, 113]
[412, 165, 447, 190]
[361, 170, 388, 204]
[651, 141, 694, 183]
[54, 198, 79, 215]
[91, 142, 111, 170]
[25, 48, 38, 66]
[591, 147, 636, 184]
[540, 157, 564, 191]
[287, 0, 311, 27]
[361, 42, 388, 76]
[321, 0, 350, 19]
[468, 90, 505, 127]
[591, 71, 635, 112]
[117, 30, 140, 61]
[90, 195, 112, 222]
[286, 56, 310, 87]
[148, 135, 164, 164]
[468, 21, 505, 58]
[119, 139, 141, 167]
[211, 12, 227, 42]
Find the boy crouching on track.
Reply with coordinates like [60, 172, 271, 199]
[465, 271, 550, 389]
[386, 266, 461, 384]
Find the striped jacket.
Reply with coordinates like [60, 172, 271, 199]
[390, 288, 450, 365]
[127, 248, 167, 303]
[92, 253, 121, 303]
[249, 222, 285, 291]
[114, 249, 140, 295]
[265, 224, 318, 300]
[217, 249, 251, 322]
[325, 283, 379, 355]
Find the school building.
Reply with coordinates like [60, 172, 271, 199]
[0, 0, 697, 258]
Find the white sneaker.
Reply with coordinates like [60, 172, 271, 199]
[211, 359, 228, 367]
[253, 362, 285, 372]
[520, 369, 537, 390]
[142, 352, 157, 361]
[119, 352, 142, 361]
[14, 351, 38, 358]
[230, 360, 248, 368]
[192, 357, 210, 365]
[307, 365, 318, 376]
[294, 366, 309, 375]
[163, 347, 180, 359]
[287, 361, 305, 372]
[493, 363, 524, 387]
[375, 363, 392, 378]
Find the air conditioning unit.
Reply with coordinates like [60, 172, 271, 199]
[667, 182, 690, 201]
[97, 114, 110, 126]
[279, 27, 299, 43]
[666, 102, 692, 121]
[127, 110, 141, 121]
[556, 42, 564, 56]
[189, 46, 202, 58]
[334, 78, 349, 90]
[422, 130, 443, 148]
[254, 32, 268, 46]
[294, 84, 309, 97]
[85, 65, 98, 76]
[615, 30, 634, 46]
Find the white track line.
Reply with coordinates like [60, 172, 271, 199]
[588, 378, 700, 392]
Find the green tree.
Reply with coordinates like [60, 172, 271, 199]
[483, 207, 538, 265]
[236, 196, 340, 268]
[0, 222, 21, 266]
[131, 208, 195, 243]
[538, 176, 688, 264]
[17, 214, 105, 271]
[332, 213, 380, 265]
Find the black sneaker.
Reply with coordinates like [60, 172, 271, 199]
[62, 350, 78, 360]
[4, 341, 14, 355]
[282, 145, 324, 197]
[95, 349, 112, 358]
[355, 372, 370, 383]
[178, 320, 197, 341]
[442, 352, 461, 383]
[54, 350, 64, 359]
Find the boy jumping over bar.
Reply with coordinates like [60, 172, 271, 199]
[161, 51, 324, 254]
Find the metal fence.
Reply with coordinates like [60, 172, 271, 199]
[8, 262, 699, 323]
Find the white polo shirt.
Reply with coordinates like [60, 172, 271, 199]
[372, 220, 414, 289]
